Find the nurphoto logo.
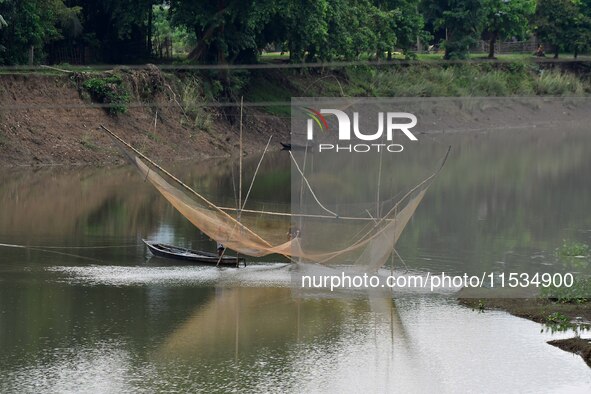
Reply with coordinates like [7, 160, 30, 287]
[304, 108, 418, 153]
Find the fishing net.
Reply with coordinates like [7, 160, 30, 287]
[128, 148, 439, 272]
[102, 94, 445, 272]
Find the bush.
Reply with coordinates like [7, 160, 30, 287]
[534, 71, 585, 96]
[181, 77, 213, 131]
[82, 75, 131, 115]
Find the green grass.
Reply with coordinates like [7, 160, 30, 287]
[80, 134, 99, 151]
[259, 52, 290, 62]
[542, 277, 591, 304]
[534, 71, 585, 95]
[179, 77, 214, 131]
[245, 76, 292, 116]
[146, 131, 161, 142]
[335, 64, 588, 97]
[544, 312, 574, 332]
[260, 51, 591, 63]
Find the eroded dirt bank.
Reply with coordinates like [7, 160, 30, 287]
[1, 61, 590, 167]
[0, 67, 289, 166]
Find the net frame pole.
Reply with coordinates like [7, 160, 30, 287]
[99, 124, 272, 248]
[239, 96, 243, 220]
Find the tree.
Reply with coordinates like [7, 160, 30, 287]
[424, 0, 487, 59]
[482, 0, 535, 58]
[71, 0, 157, 63]
[0, 0, 6, 30]
[535, 0, 579, 58]
[0, 0, 80, 64]
[380, 0, 427, 58]
[151, 4, 194, 58]
[280, 0, 329, 62]
[169, 0, 281, 63]
[371, 1, 402, 59]
[571, 0, 591, 58]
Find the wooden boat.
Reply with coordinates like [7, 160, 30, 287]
[280, 142, 314, 151]
[143, 240, 246, 267]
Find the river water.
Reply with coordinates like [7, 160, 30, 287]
[1, 125, 591, 392]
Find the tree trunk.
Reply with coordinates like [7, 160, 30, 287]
[574, 48, 578, 59]
[444, 30, 452, 60]
[147, 3, 153, 56]
[488, 33, 497, 59]
[554, 47, 559, 59]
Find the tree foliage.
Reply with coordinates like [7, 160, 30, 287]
[425, 0, 487, 59]
[1, 0, 591, 65]
[166, 0, 426, 63]
[482, 0, 536, 58]
[534, 0, 587, 58]
[0, 0, 80, 64]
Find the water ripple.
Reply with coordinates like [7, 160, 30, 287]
[47, 263, 293, 287]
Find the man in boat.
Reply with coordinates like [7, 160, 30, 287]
[287, 225, 301, 240]
[216, 241, 225, 256]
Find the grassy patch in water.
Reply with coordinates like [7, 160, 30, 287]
[541, 277, 591, 304]
[557, 240, 590, 257]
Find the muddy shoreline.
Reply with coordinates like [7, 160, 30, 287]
[459, 297, 591, 367]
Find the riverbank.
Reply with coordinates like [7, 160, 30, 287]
[0, 65, 289, 166]
[1, 60, 590, 166]
[459, 293, 591, 367]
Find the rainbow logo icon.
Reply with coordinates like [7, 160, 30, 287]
[302, 107, 329, 131]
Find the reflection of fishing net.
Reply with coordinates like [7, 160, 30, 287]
[132, 148, 440, 272]
[289, 149, 435, 272]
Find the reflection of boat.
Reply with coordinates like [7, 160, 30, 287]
[143, 240, 246, 267]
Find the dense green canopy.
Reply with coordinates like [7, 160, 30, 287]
[0, 0, 589, 64]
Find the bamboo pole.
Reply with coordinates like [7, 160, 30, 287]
[99, 124, 272, 248]
[237, 97, 244, 265]
[242, 135, 273, 210]
[238, 96, 243, 218]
